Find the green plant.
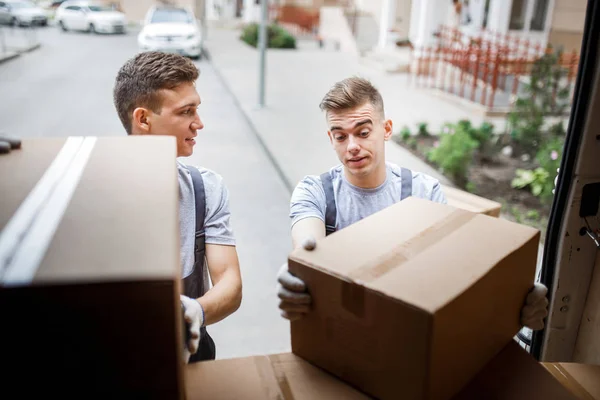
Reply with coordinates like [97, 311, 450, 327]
[417, 122, 429, 137]
[526, 210, 541, 221]
[466, 181, 476, 193]
[406, 137, 417, 150]
[510, 206, 524, 224]
[240, 23, 296, 49]
[400, 126, 411, 141]
[427, 123, 478, 187]
[507, 48, 571, 154]
[511, 168, 551, 199]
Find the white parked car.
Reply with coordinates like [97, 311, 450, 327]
[55, 1, 126, 34]
[0, 1, 49, 26]
[138, 5, 203, 60]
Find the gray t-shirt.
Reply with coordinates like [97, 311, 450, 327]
[177, 161, 235, 283]
[290, 162, 447, 230]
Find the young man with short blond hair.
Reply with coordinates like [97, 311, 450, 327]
[277, 77, 549, 331]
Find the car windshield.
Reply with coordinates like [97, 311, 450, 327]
[10, 1, 34, 9]
[88, 5, 113, 12]
[150, 8, 193, 24]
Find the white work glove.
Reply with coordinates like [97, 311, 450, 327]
[180, 294, 205, 363]
[520, 282, 549, 331]
[277, 237, 316, 321]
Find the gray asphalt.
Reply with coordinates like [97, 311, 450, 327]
[0, 25, 293, 359]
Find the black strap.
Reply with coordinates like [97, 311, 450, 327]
[186, 166, 206, 236]
[400, 167, 412, 200]
[184, 165, 207, 299]
[320, 172, 337, 236]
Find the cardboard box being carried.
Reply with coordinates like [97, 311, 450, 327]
[288, 197, 540, 400]
[185, 352, 370, 399]
[542, 362, 600, 399]
[0, 137, 184, 398]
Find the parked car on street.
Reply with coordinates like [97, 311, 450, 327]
[55, 1, 126, 34]
[137, 5, 203, 60]
[0, 0, 48, 26]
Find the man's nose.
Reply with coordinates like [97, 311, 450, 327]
[192, 115, 204, 130]
[347, 136, 360, 152]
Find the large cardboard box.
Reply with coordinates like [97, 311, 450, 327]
[455, 340, 578, 399]
[185, 353, 371, 399]
[444, 185, 502, 217]
[288, 197, 540, 400]
[0, 137, 184, 398]
[542, 362, 600, 399]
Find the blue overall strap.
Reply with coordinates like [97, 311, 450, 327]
[320, 172, 337, 236]
[400, 167, 413, 200]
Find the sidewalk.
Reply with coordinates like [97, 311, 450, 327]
[204, 26, 509, 191]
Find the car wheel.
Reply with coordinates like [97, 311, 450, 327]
[88, 23, 96, 34]
[59, 20, 67, 31]
[10, 17, 18, 27]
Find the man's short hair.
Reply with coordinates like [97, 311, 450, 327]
[319, 77, 385, 119]
[113, 51, 199, 134]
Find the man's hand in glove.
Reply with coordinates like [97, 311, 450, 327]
[521, 282, 549, 331]
[277, 237, 316, 321]
[180, 295, 205, 363]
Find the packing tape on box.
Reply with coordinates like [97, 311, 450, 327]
[0, 137, 97, 285]
[254, 355, 295, 400]
[347, 210, 477, 283]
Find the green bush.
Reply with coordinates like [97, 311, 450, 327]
[511, 168, 551, 199]
[240, 23, 296, 49]
[427, 123, 478, 187]
[507, 48, 570, 154]
[417, 122, 429, 137]
[400, 126, 411, 141]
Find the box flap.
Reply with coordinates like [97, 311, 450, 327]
[290, 197, 539, 312]
[185, 353, 371, 399]
[444, 185, 502, 217]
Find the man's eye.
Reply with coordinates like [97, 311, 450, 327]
[359, 131, 370, 137]
[182, 109, 192, 115]
[335, 135, 346, 141]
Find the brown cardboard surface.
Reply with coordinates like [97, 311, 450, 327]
[455, 341, 578, 400]
[543, 362, 600, 399]
[444, 185, 502, 217]
[185, 353, 372, 399]
[0, 138, 67, 229]
[288, 197, 540, 400]
[0, 136, 184, 398]
[37, 137, 179, 282]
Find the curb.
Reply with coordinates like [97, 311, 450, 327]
[0, 43, 40, 65]
[0, 51, 19, 64]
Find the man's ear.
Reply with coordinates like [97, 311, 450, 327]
[132, 107, 151, 134]
[383, 119, 393, 141]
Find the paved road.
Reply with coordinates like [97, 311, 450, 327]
[0, 25, 293, 359]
